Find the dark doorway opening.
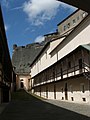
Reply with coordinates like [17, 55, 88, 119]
[46, 86, 48, 98]
[21, 82, 24, 88]
[54, 84, 56, 99]
[65, 83, 68, 100]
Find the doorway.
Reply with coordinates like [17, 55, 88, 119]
[65, 83, 68, 100]
[46, 86, 48, 98]
[54, 84, 56, 99]
[20, 82, 24, 88]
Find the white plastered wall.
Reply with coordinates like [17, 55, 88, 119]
[34, 76, 90, 104]
[57, 16, 90, 61]
[31, 16, 90, 79]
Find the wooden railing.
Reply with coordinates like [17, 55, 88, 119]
[83, 62, 90, 80]
[33, 62, 90, 87]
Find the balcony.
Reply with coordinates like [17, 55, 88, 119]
[33, 62, 90, 87]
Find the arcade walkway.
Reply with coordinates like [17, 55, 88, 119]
[0, 90, 90, 120]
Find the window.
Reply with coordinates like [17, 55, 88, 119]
[77, 16, 79, 21]
[82, 98, 86, 102]
[71, 97, 74, 101]
[64, 25, 66, 31]
[20, 79, 23, 82]
[67, 23, 70, 28]
[73, 19, 76, 24]
[82, 12, 86, 18]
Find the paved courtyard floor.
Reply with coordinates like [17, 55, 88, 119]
[45, 99, 90, 117]
[0, 90, 90, 120]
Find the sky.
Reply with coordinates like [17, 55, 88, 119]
[0, 0, 77, 57]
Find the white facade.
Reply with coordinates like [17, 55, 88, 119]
[31, 44, 90, 104]
[34, 76, 90, 103]
[58, 9, 88, 35]
[30, 10, 90, 104]
[31, 15, 90, 78]
[57, 16, 90, 61]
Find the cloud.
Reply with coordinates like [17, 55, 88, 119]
[5, 25, 8, 31]
[31, 29, 35, 32]
[23, 0, 77, 26]
[10, 6, 23, 11]
[35, 36, 45, 43]
[25, 27, 30, 32]
[1, 0, 9, 8]
[23, 0, 60, 26]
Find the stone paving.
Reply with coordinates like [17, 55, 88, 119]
[0, 103, 8, 114]
[0, 90, 90, 120]
[44, 99, 90, 117]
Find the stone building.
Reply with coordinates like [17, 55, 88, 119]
[12, 43, 44, 90]
[30, 9, 90, 104]
[57, 9, 88, 36]
[0, 6, 15, 103]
